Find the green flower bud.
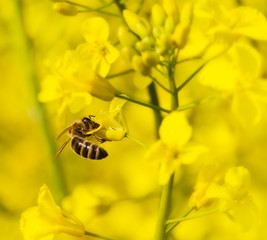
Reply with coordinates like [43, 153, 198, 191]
[151, 4, 166, 26]
[118, 26, 139, 47]
[123, 10, 150, 38]
[53, 3, 78, 16]
[132, 55, 151, 76]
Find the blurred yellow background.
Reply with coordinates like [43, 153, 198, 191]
[1, 0, 267, 240]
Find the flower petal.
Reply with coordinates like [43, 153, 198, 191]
[231, 7, 267, 41]
[179, 142, 209, 165]
[82, 17, 109, 42]
[231, 90, 261, 126]
[159, 112, 192, 149]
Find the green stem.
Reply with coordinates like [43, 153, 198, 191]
[147, 83, 164, 137]
[11, 0, 67, 201]
[176, 56, 202, 64]
[113, 0, 126, 13]
[154, 54, 178, 240]
[176, 63, 206, 92]
[126, 134, 149, 149]
[85, 231, 119, 240]
[114, 92, 171, 113]
[106, 69, 134, 79]
[167, 208, 220, 225]
[154, 174, 175, 240]
[166, 205, 196, 233]
[78, 10, 121, 17]
[150, 76, 172, 94]
[177, 94, 217, 112]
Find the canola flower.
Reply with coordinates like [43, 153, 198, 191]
[20, 185, 118, 240]
[145, 111, 208, 185]
[20, 184, 85, 240]
[15, 0, 267, 240]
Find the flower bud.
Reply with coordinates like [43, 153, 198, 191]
[132, 55, 151, 76]
[135, 38, 154, 52]
[151, 4, 166, 26]
[164, 16, 175, 34]
[123, 10, 150, 38]
[142, 51, 159, 67]
[121, 47, 136, 62]
[88, 76, 115, 101]
[224, 167, 250, 200]
[53, 3, 78, 16]
[172, 24, 189, 49]
[180, 3, 194, 27]
[156, 33, 173, 55]
[118, 26, 139, 47]
[163, 0, 179, 23]
[152, 26, 164, 39]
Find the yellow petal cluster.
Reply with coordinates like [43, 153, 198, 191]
[20, 185, 85, 240]
[145, 112, 207, 185]
[189, 166, 256, 229]
[199, 42, 267, 126]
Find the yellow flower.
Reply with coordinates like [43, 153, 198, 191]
[93, 97, 128, 141]
[20, 184, 85, 240]
[189, 166, 257, 230]
[199, 42, 267, 126]
[62, 182, 118, 222]
[145, 112, 208, 185]
[38, 50, 115, 115]
[76, 17, 120, 77]
[186, 1, 267, 60]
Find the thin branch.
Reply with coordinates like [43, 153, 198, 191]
[114, 92, 171, 113]
[176, 63, 206, 92]
[106, 69, 134, 79]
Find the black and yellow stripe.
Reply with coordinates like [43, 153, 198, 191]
[71, 137, 108, 160]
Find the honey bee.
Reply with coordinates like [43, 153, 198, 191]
[53, 115, 108, 162]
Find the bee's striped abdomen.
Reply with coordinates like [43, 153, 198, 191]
[71, 137, 108, 160]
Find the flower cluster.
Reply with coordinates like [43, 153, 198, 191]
[118, 0, 193, 76]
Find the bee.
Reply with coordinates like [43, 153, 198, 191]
[53, 115, 108, 162]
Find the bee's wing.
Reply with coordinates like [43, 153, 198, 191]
[56, 126, 72, 140]
[53, 138, 71, 163]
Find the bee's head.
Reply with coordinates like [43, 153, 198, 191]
[82, 116, 100, 131]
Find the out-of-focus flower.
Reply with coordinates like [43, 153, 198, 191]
[199, 43, 267, 126]
[20, 185, 85, 240]
[76, 17, 120, 77]
[38, 50, 115, 115]
[189, 166, 257, 230]
[62, 182, 118, 223]
[145, 112, 208, 185]
[193, 1, 267, 59]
